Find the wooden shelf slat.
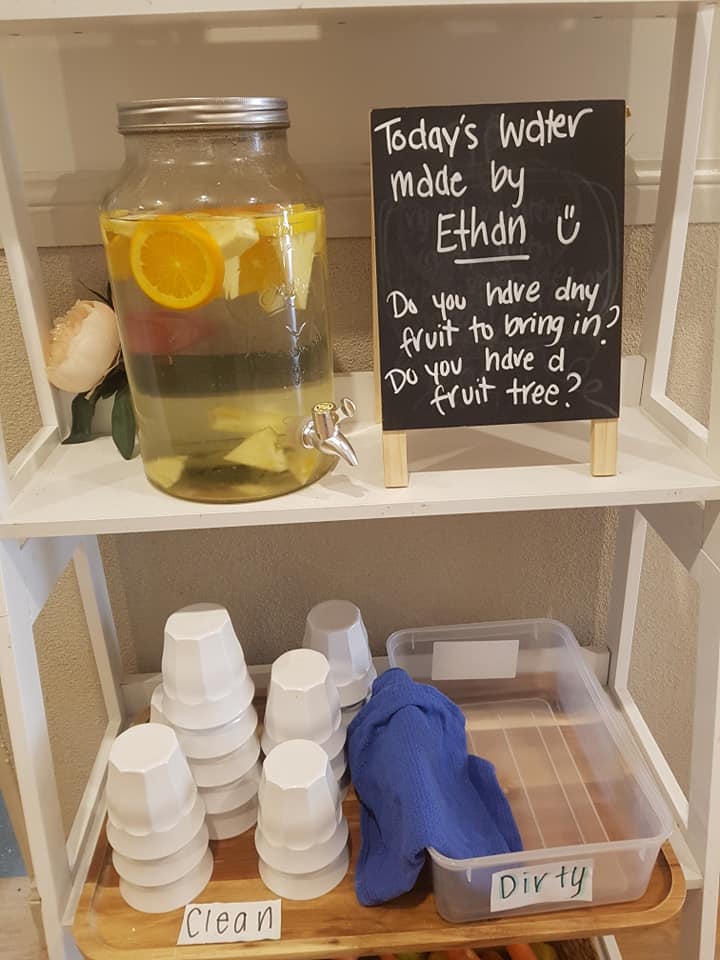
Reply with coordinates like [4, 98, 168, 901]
[74, 794, 685, 960]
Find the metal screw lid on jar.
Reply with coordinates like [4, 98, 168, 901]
[117, 97, 289, 133]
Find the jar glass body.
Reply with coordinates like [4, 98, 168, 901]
[100, 126, 334, 503]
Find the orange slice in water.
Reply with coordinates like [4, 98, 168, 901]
[130, 219, 224, 310]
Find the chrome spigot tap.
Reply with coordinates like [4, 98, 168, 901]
[301, 398, 358, 467]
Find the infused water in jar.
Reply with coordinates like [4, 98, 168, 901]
[101, 97, 354, 504]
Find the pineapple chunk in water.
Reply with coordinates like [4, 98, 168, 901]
[224, 428, 288, 473]
[261, 231, 316, 313]
[286, 447, 319, 484]
[209, 405, 287, 437]
[193, 217, 260, 300]
[189, 215, 259, 259]
[145, 456, 187, 488]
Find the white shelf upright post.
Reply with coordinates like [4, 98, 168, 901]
[605, 6, 720, 959]
[0, 69, 127, 960]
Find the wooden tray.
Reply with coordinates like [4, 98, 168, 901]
[74, 793, 685, 960]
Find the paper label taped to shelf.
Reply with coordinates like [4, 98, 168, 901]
[177, 900, 281, 945]
[490, 859, 593, 912]
[431, 638, 519, 680]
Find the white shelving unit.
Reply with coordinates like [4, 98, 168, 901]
[0, 2, 718, 959]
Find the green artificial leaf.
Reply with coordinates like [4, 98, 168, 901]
[95, 363, 126, 401]
[111, 384, 136, 460]
[79, 280, 113, 308]
[63, 392, 98, 444]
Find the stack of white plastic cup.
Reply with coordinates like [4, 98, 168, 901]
[261, 649, 349, 796]
[106, 724, 213, 913]
[303, 600, 375, 730]
[256, 740, 349, 900]
[153, 603, 260, 840]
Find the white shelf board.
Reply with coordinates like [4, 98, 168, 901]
[2, 367, 720, 538]
[0, 0, 713, 30]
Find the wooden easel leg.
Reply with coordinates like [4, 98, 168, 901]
[382, 431, 409, 487]
[591, 419, 618, 476]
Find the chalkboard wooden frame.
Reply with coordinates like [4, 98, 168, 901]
[370, 99, 625, 487]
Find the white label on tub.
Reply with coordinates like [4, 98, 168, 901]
[177, 900, 281, 945]
[431, 638, 519, 681]
[490, 859, 593, 912]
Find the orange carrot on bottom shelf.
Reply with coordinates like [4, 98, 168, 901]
[506, 945, 538, 960]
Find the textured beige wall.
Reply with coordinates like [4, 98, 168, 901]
[0, 226, 717, 824]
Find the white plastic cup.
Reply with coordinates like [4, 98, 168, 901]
[119, 848, 214, 914]
[188, 736, 261, 788]
[260, 723, 345, 768]
[303, 600, 376, 706]
[199, 762, 261, 815]
[150, 684, 164, 723]
[153, 684, 259, 759]
[261, 730, 347, 781]
[263, 649, 341, 746]
[258, 846, 349, 900]
[338, 765, 351, 802]
[330, 748, 347, 781]
[340, 696, 368, 730]
[161, 603, 255, 729]
[107, 724, 197, 837]
[206, 795, 258, 840]
[107, 794, 206, 861]
[255, 816, 349, 874]
[112, 823, 209, 888]
[161, 678, 255, 732]
[258, 740, 341, 850]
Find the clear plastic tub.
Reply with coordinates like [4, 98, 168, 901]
[386, 619, 672, 922]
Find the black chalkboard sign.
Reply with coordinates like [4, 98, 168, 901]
[371, 100, 625, 432]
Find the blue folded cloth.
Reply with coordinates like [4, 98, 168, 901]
[347, 667, 522, 906]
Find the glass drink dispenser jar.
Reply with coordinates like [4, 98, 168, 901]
[100, 97, 356, 503]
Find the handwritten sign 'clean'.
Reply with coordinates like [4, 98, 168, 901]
[177, 900, 281, 945]
[371, 100, 625, 432]
[490, 859, 593, 913]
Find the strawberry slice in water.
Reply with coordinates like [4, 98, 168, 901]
[121, 310, 216, 356]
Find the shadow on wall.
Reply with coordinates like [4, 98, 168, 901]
[2, 14, 639, 179]
[100, 508, 616, 673]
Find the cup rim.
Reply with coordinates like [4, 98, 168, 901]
[261, 722, 345, 763]
[119, 848, 213, 913]
[206, 795, 258, 840]
[333, 663, 377, 707]
[107, 793, 206, 861]
[199, 763, 261, 813]
[112, 822, 209, 887]
[188, 737, 261, 787]
[254, 816, 349, 875]
[161, 673, 255, 729]
[258, 845, 349, 900]
[155, 686, 258, 736]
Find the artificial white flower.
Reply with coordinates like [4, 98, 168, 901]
[46, 299, 120, 394]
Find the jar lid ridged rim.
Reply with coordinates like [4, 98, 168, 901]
[117, 97, 289, 133]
